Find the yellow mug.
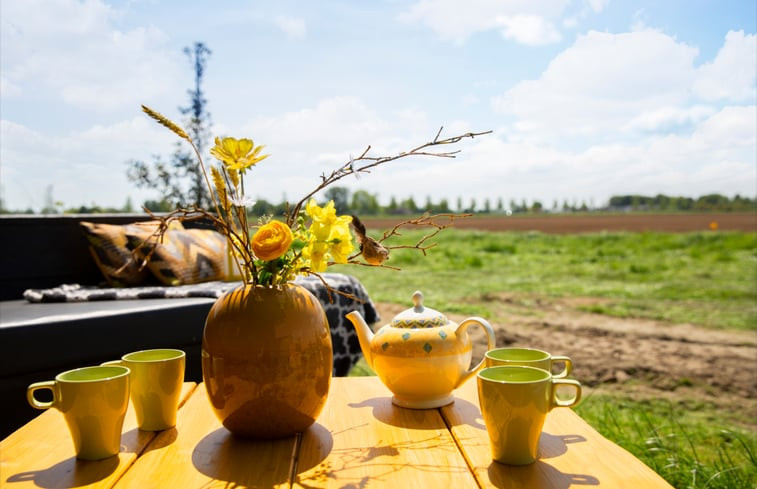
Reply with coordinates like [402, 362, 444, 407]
[477, 365, 581, 465]
[27, 365, 130, 460]
[485, 347, 573, 379]
[103, 349, 185, 431]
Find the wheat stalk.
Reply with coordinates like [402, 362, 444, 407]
[141, 105, 189, 141]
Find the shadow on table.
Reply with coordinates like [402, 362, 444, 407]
[192, 424, 333, 487]
[348, 396, 486, 430]
[440, 396, 487, 430]
[139, 426, 178, 455]
[5, 455, 120, 488]
[539, 432, 587, 459]
[294, 420, 470, 488]
[488, 459, 599, 488]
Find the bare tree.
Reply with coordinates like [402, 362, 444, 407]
[127, 42, 213, 210]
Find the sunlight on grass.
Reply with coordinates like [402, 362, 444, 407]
[576, 394, 757, 489]
[335, 229, 757, 330]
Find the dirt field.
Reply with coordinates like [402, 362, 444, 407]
[364, 212, 757, 233]
[367, 212, 757, 429]
[374, 298, 757, 429]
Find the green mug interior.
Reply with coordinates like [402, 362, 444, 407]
[57, 366, 130, 382]
[123, 349, 185, 362]
[486, 348, 550, 362]
[479, 365, 551, 383]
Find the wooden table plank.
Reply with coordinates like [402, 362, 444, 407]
[441, 379, 675, 489]
[112, 383, 296, 489]
[293, 376, 480, 488]
[0, 382, 196, 489]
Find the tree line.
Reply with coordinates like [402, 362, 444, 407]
[1, 186, 754, 216]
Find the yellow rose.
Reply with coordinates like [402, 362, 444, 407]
[251, 221, 294, 261]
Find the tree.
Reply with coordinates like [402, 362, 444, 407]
[122, 197, 135, 213]
[41, 185, 58, 214]
[250, 199, 276, 217]
[387, 196, 398, 214]
[435, 198, 451, 213]
[143, 199, 174, 212]
[324, 187, 350, 214]
[424, 195, 433, 212]
[350, 190, 380, 215]
[127, 42, 213, 209]
[400, 196, 418, 213]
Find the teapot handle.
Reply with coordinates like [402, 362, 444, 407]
[454, 317, 496, 388]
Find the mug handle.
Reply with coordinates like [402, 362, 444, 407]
[551, 355, 573, 379]
[454, 317, 496, 388]
[27, 381, 57, 410]
[550, 378, 582, 408]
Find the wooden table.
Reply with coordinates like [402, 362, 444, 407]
[2, 377, 673, 488]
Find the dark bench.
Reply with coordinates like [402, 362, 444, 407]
[0, 214, 376, 439]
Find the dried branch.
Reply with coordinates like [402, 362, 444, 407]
[346, 212, 471, 267]
[288, 128, 492, 225]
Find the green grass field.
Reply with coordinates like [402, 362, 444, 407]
[336, 228, 757, 489]
[336, 229, 757, 330]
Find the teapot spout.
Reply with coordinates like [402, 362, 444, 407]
[345, 311, 375, 370]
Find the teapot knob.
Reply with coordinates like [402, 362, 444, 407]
[412, 290, 424, 311]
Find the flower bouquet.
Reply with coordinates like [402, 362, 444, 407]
[140, 105, 489, 289]
[140, 104, 489, 438]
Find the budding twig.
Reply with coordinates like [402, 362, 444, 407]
[288, 128, 492, 225]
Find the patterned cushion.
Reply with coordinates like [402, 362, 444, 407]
[126, 228, 226, 286]
[79, 221, 183, 287]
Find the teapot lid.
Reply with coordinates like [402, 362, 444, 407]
[390, 291, 449, 328]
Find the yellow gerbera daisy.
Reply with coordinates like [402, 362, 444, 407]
[210, 137, 268, 172]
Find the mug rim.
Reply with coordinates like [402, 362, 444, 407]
[478, 365, 551, 383]
[122, 348, 186, 363]
[56, 365, 131, 383]
[485, 347, 550, 362]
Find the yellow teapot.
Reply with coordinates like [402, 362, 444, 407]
[346, 290, 495, 409]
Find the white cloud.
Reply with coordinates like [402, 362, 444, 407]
[492, 30, 700, 142]
[197, 97, 434, 203]
[693, 30, 757, 102]
[0, 0, 181, 111]
[494, 15, 561, 45]
[274, 15, 307, 39]
[399, 0, 570, 45]
[0, 116, 176, 210]
[446, 104, 756, 206]
[484, 28, 756, 203]
[0, 76, 22, 97]
[623, 105, 716, 133]
[586, 0, 609, 13]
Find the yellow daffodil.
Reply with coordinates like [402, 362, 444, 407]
[302, 240, 329, 273]
[329, 225, 354, 264]
[210, 137, 268, 173]
[300, 199, 354, 271]
[306, 199, 352, 241]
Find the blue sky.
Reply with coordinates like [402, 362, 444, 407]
[1, 0, 755, 212]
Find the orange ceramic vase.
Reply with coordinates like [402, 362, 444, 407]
[202, 283, 333, 438]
